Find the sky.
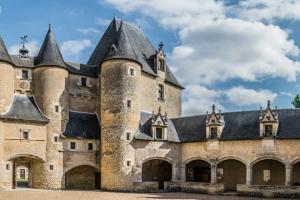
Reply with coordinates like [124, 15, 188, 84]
[1, 0, 300, 116]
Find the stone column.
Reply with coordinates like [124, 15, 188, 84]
[285, 164, 291, 186]
[246, 164, 252, 185]
[211, 164, 217, 184]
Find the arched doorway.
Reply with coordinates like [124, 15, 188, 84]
[9, 155, 45, 189]
[252, 159, 285, 185]
[65, 165, 100, 190]
[217, 159, 246, 191]
[142, 159, 172, 189]
[185, 159, 211, 182]
[292, 161, 300, 186]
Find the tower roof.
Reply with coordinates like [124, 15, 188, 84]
[0, 36, 13, 64]
[88, 18, 183, 88]
[35, 25, 66, 68]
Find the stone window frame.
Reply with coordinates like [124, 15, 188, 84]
[157, 83, 165, 101]
[153, 126, 167, 140]
[53, 134, 59, 143]
[126, 132, 131, 141]
[210, 127, 218, 139]
[77, 76, 92, 88]
[6, 164, 10, 171]
[158, 58, 165, 71]
[126, 99, 132, 109]
[126, 160, 131, 167]
[54, 105, 60, 113]
[49, 165, 54, 171]
[20, 129, 31, 140]
[87, 142, 94, 151]
[20, 69, 31, 80]
[70, 141, 76, 151]
[127, 66, 136, 77]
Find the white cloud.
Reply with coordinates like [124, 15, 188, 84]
[96, 17, 111, 26]
[9, 40, 39, 56]
[233, 0, 300, 22]
[61, 39, 91, 57]
[77, 28, 101, 35]
[225, 86, 277, 106]
[183, 85, 223, 116]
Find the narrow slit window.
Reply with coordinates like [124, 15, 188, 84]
[127, 100, 132, 108]
[126, 132, 131, 140]
[88, 143, 93, 150]
[81, 77, 87, 86]
[70, 142, 76, 150]
[158, 84, 164, 100]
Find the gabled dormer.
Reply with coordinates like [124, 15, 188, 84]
[155, 42, 166, 74]
[206, 105, 224, 140]
[259, 100, 279, 137]
[151, 107, 168, 140]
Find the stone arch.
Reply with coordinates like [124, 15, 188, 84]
[142, 158, 173, 189]
[216, 156, 247, 166]
[251, 157, 285, 186]
[185, 158, 211, 183]
[216, 158, 246, 191]
[64, 165, 100, 190]
[291, 158, 300, 186]
[184, 157, 213, 166]
[7, 154, 46, 163]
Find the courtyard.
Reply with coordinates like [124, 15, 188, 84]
[0, 189, 286, 200]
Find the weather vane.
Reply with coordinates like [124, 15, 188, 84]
[20, 35, 28, 48]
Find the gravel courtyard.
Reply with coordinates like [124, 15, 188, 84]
[0, 189, 287, 200]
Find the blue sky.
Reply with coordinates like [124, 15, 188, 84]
[1, 0, 300, 116]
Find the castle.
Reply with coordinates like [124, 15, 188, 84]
[0, 18, 300, 198]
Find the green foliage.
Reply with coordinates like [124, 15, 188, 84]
[292, 94, 300, 108]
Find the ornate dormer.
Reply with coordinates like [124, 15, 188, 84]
[206, 105, 224, 140]
[155, 42, 166, 72]
[151, 107, 168, 140]
[259, 100, 279, 137]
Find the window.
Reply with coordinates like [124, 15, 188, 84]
[6, 164, 9, 170]
[22, 131, 29, 140]
[54, 136, 58, 142]
[55, 105, 59, 113]
[20, 169, 25, 179]
[50, 165, 54, 170]
[158, 84, 164, 100]
[156, 127, 164, 139]
[210, 127, 218, 139]
[126, 132, 131, 140]
[21, 70, 29, 80]
[88, 143, 93, 150]
[127, 100, 132, 108]
[127, 160, 131, 166]
[263, 169, 271, 182]
[158, 59, 165, 71]
[81, 77, 87, 87]
[130, 68, 135, 76]
[264, 125, 273, 137]
[70, 142, 76, 150]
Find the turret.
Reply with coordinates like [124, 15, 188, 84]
[0, 36, 14, 113]
[33, 25, 68, 189]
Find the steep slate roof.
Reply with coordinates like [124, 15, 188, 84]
[65, 62, 98, 78]
[63, 111, 100, 139]
[136, 109, 300, 143]
[0, 36, 13, 64]
[87, 18, 183, 88]
[35, 26, 66, 68]
[0, 95, 49, 123]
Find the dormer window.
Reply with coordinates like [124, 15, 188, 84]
[206, 105, 224, 140]
[21, 70, 29, 80]
[151, 107, 168, 140]
[264, 125, 273, 137]
[158, 59, 165, 71]
[259, 100, 279, 138]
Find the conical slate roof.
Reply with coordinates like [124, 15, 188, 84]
[0, 36, 13, 64]
[35, 26, 66, 68]
[87, 18, 183, 88]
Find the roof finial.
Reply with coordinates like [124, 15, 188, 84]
[267, 100, 271, 108]
[212, 104, 215, 113]
[158, 41, 164, 51]
[48, 24, 51, 31]
[19, 35, 29, 57]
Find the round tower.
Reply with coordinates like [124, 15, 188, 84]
[33, 26, 68, 189]
[101, 59, 141, 190]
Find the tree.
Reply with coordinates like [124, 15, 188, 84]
[292, 94, 300, 108]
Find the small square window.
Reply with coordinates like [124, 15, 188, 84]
[127, 100, 132, 108]
[6, 164, 10, 170]
[129, 68, 135, 76]
[210, 127, 218, 139]
[50, 165, 54, 170]
[127, 160, 131, 166]
[55, 105, 59, 113]
[88, 143, 93, 150]
[54, 136, 58, 142]
[156, 127, 163, 139]
[22, 131, 29, 140]
[21, 70, 29, 80]
[70, 142, 76, 150]
[126, 132, 131, 140]
[81, 77, 87, 87]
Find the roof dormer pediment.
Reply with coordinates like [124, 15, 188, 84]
[151, 107, 168, 126]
